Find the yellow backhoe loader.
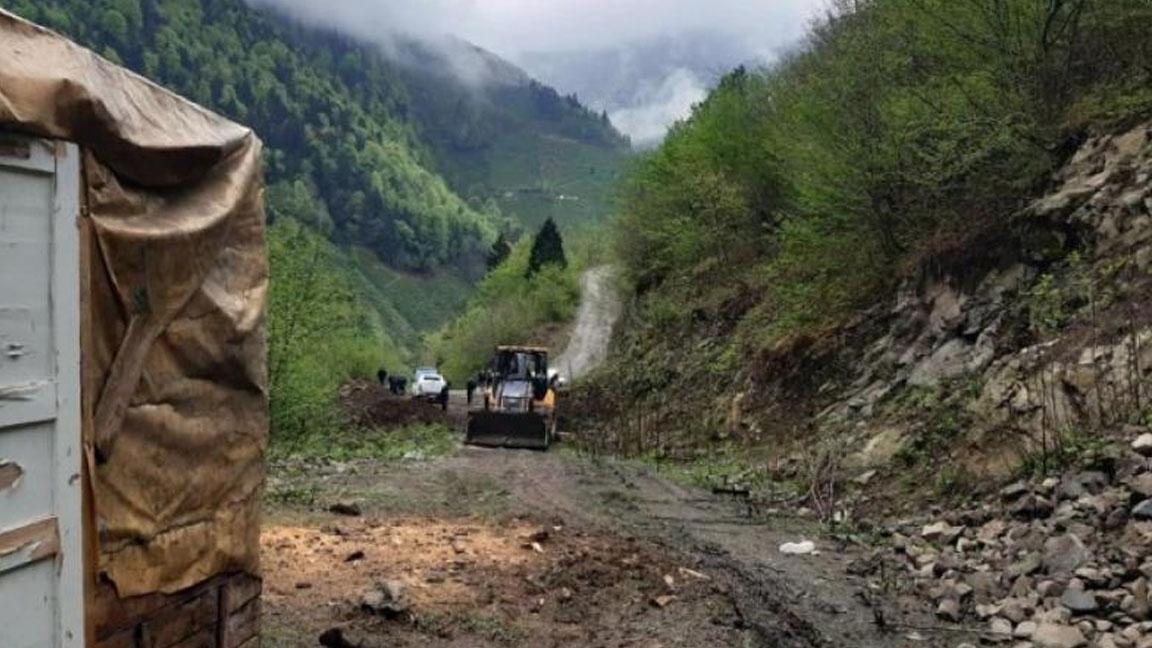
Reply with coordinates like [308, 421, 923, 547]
[466, 346, 558, 450]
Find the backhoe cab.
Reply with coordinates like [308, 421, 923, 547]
[466, 346, 559, 450]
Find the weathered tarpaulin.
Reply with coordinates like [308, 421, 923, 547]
[0, 10, 267, 596]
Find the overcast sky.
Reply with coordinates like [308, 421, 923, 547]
[250, 0, 827, 61]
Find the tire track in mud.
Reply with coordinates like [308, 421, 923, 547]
[463, 450, 923, 647]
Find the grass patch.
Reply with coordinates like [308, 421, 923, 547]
[271, 423, 457, 463]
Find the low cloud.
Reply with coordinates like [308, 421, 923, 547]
[610, 68, 709, 146]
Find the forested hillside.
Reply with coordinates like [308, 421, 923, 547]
[7, 0, 499, 270]
[391, 37, 631, 234]
[2, 0, 628, 443]
[596, 0, 1152, 458]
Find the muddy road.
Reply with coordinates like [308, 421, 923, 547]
[262, 423, 945, 647]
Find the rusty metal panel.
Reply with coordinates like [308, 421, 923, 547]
[0, 135, 83, 648]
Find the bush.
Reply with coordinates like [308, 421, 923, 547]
[267, 220, 407, 442]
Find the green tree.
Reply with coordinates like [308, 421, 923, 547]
[487, 232, 512, 270]
[526, 218, 567, 277]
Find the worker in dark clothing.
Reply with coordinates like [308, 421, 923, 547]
[439, 384, 450, 411]
[466, 379, 478, 405]
[377, 368, 388, 386]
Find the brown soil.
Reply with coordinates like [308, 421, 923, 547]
[263, 394, 953, 648]
[262, 516, 742, 647]
[339, 381, 453, 429]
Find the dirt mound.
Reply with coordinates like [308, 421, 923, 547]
[262, 516, 743, 647]
[339, 381, 447, 428]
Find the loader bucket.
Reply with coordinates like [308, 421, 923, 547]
[465, 411, 551, 450]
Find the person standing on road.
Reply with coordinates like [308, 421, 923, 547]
[466, 379, 477, 405]
[439, 384, 450, 411]
[377, 368, 388, 386]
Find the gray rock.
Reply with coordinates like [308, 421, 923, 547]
[1031, 622, 1088, 648]
[1009, 554, 1043, 578]
[989, 616, 1014, 638]
[360, 580, 409, 618]
[1060, 587, 1099, 614]
[1132, 433, 1152, 457]
[1132, 499, 1152, 520]
[922, 521, 965, 544]
[1002, 482, 1031, 501]
[1127, 473, 1152, 499]
[1044, 535, 1090, 575]
[936, 598, 962, 622]
[1015, 620, 1038, 638]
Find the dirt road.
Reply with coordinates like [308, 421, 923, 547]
[553, 266, 621, 380]
[263, 426, 946, 647]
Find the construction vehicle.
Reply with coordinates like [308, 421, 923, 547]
[466, 346, 558, 450]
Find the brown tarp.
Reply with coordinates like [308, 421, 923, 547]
[0, 10, 267, 596]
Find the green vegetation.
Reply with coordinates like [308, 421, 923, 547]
[8, 0, 499, 269]
[527, 217, 568, 276]
[617, 0, 1152, 356]
[4, 0, 627, 441]
[269, 422, 456, 463]
[267, 220, 406, 442]
[429, 224, 581, 382]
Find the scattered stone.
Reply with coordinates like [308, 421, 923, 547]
[779, 540, 817, 555]
[1002, 482, 1031, 501]
[360, 580, 408, 618]
[989, 616, 1013, 637]
[936, 598, 962, 622]
[1015, 620, 1038, 638]
[1061, 587, 1100, 614]
[1044, 535, 1090, 575]
[295, 581, 312, 590]
[1132, 499, 1152, 520]
[328, 502, 362, 517]
[651, 594, 677, 608]
[922, 521, 965, 544]
[344, 550, 365, 562]
[1031, 622, 1088, 648]
[1132, 433, 1152, 457]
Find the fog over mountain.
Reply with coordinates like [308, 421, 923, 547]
[523, 30, 770, 146]
[246, 0, 825, 143]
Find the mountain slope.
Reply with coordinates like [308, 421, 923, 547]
[8, 0, 498, 271]
[6, 0, 627, 337]
[389, 35, 632, 235]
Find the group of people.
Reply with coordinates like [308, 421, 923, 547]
[376, 369, 407, 395]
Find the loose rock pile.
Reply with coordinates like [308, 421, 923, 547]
[866, 431, 1152, 647]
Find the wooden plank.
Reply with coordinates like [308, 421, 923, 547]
[0, 516, 59, 574]
[93, 575, 224, 639]
[143, 587, 219, 648]
[167, 628, 216, 648]
[93, 627, 136, 648]
[222, 598, 260, 648]
[221, 573, 262, 614]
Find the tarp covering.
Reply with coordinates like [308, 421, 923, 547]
[0, 10, 267, 596]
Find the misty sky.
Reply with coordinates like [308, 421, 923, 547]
[249, 0, 829, 143]
[252, 0, 826, 59]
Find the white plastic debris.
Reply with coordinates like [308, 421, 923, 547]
[778, 540, 816, 555]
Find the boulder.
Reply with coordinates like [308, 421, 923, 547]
[1132, 433, 1152, 457]
[1060, 587, 1099, 614]
[360, 580, 409, 618]
[1031, 623, 1088, 648]
[1044, 535, 1090, 575]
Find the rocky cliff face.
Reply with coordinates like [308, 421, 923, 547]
[765, 123, 1152, 481]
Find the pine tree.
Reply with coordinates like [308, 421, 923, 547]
[526, 218, 567, 277]
[487, 232, 512, 270]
